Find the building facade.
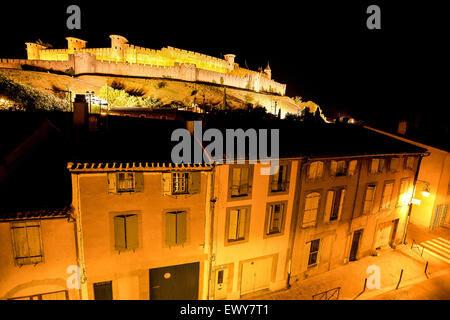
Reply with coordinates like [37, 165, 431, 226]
[0, 207, 80, 300]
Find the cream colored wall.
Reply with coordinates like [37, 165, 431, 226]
[291, 156, 417, 280]
[74, 171, 209, 300]
[211, 162, 299, 299]
[0, 219, 79, 300]
[411, 151, 450, 228]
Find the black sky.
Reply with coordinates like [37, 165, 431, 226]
[0, 1, 446, 123]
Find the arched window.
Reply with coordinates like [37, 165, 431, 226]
[303, 192, 320, 227]
[307, 161, 323, 180]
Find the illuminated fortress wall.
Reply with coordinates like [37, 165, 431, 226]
[0, 35, 286, 95]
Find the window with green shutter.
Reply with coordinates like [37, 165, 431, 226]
[11, 221, 43, 265]
[165, 211, 187, 246]
[108, 172, 143, 193]
[114, 214, 139, 252]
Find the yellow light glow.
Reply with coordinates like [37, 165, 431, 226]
[422, 190, 430, 197]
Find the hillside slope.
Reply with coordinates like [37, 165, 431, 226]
[0, 68, 321, 117]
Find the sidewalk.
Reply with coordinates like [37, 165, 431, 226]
[247, 244, 450, 300]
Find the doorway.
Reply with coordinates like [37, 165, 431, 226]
[349, 229, 363, 261]
[149, 262, 199, 300]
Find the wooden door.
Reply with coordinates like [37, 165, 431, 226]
[149, 262, 199, 300]
[349, 229, 363, 261]
[240, 258, 271, 295]
[214, 267, 229, 300]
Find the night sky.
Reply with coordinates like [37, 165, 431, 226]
[0, 1, 446, 124]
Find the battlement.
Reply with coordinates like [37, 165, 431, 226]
[1, 36, 286, 95]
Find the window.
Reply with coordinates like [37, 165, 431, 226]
[389, 158, 400, 172]
[227, 208, 248, 242]
[165, 211, 187, 246]
[269, 164, 289, 193]
[307, 161, 323, 180]
[114, 214, 139, 251]
[330, 160, 347, 177]
[94, 281, 113, 300]
[324, 188, 346, 222]
[397, 179, 411, 207]
[11, 221, 43, 265]
[172, 172, 189, 194]
[229, 166, 252, 198]
[381, 181, 394, 209]
[307, 239, 320, 268]
[161, 172, 201, 196]
[117, 172, 134, 192]
[302, 192, 320, 227]
[107, 172, 144, 194]
[405, 156, 415, 170]
[266, 203, 286, 235]
[370, 158, 385, 174]
[348, 160, 358, 176]
[362, 184, 376, 214]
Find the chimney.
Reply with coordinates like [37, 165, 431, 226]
[73, 94, 88, 146]
[73, 94, 88, 129]
[397, 120, 407, 135]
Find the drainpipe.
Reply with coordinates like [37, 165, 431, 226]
[402, 155, 424, 244]
[285, 157, 306, 288]
[206, 167, 216, 300]
[72, 172, 89, 299]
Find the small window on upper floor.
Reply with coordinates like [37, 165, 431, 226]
[307, 161, 324, 180]
[370, 158, 385, 174]
[11, 221, 44, 266]
[389, 157, 400, 172]
[107, 172, 144, 194]
[228, 166, 253, 199]
[161, 172, 201, 196]
[330, 160, 347, 177]
[269, 164, 290, 193]
[405, 156, 415, 171]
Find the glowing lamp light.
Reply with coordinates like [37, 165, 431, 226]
[422, 190, 431, 197]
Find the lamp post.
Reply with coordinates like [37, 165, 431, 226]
[402, 156, 428, 245]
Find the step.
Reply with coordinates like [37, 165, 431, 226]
[422, 241, 450, 258]
[421, 246, 450, 264]
[433, 238, 450, 250]
[437, 237, 450, 246]
[421, 244, 450, 264]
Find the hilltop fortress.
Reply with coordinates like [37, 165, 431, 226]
[0, 35, 286, 96]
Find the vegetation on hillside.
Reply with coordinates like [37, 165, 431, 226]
[98, 84, 162, 108]
[0, 74, 71, 111]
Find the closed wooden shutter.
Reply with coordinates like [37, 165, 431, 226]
[12, 224, 29, 260]
[107, 173, 117, 194]
[27, 225, 42, 262]
[165, 212, 177, 246]
[114, 216, 126, 251]
[125, 215, 139, 250]
[237, 209, 246, 239]
[228, 209, 239, 240]
[302, 241, 312, 272]
[161, 173, 172, 196]
[188, 172, 201, 194]
[134, 172, 144, 193]
[371, 159, 379, 173]
[303, 193, 320, 227]
[381, 183, 394, 209]
[176, 211, 187, 244]
[240, 167, 249, 195]
[348, 160, 357, 176]
[337, 189, 346, 220]
[330, 161, 337, 176]
[324, 190, 335, 222]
